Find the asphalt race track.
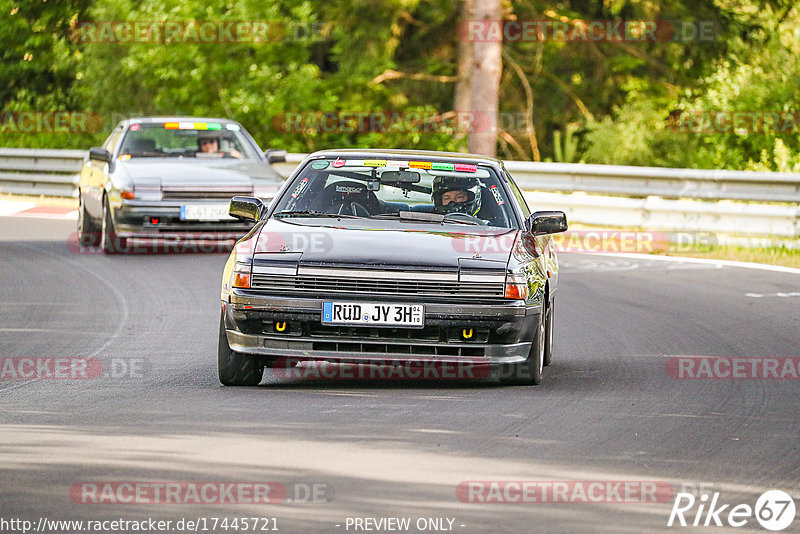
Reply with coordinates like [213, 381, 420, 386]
[1, 216, 799, 533]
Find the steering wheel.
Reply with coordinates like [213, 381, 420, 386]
[442, 212, 487, 225]
[334, 201, 371, 217]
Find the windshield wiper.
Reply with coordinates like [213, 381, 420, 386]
[371, 211, 443, 223]
[371, 211, 480, 225]
[274, 210, 362, 219]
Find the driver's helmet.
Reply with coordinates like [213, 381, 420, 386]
[432, 175, 482, 215]
[196, 131, 221, 149]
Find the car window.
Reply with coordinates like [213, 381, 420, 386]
[273, 157, 519, 228]
[504, 169, 531, 219]
[117, 122, 259, 160]
[102, 125, 124, 154]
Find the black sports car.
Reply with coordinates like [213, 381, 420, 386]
[77, 117, 286, 253]
[218, 149, 567, 385]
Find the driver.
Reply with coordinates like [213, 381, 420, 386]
[431, 175, 482, 216]
[196, 131, 241, 158]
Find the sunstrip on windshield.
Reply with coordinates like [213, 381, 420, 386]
[362, 159, 387, 167]
[431, 162, 455, 170]
[329, 159, 478, 171]
[163, 122, 222, 130]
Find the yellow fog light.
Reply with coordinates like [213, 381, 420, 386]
[275, 321, 287, 332]
[462, 328, 473, 339]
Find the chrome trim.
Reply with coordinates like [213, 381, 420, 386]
[252, 264, 298, 276]
[459, 273, 506, 283]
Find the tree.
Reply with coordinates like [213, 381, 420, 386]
[467, 0, 501, 156]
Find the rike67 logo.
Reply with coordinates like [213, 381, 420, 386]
[668, 490, 796, 530]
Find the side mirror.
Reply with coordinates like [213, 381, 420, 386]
[89, 147, 112, 164]
[265, 149, 287, 164]
[527, 211, 568, 235]
[229, 196, 265, 223]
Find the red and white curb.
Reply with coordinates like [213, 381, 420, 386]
[0, 200, 77, 220]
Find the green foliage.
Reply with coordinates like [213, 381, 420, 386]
[553, 123, 579, 163]
[2, 0, 800, 171]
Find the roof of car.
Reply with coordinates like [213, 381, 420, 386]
[308, 148, 504, 166]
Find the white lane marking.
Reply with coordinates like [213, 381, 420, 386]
[745, 292, 800, 298]
[588, 252, 800, 275]
[0, 243, 130, 394]
[563, 258, 722, 273]
[0, 200, 36, 216]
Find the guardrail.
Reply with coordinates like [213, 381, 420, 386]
[1, 148, 798, 238]
[0, 148, 85, 197]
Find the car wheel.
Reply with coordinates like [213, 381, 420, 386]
[100, 197, 126, 254]
[503, 308, 545, 386]
[544, 299, 554, 367]
[77, 194, 100, 246]
[218, 311, 264, 386]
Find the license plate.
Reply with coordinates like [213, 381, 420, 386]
[180, 204, 234, 221]
[322, 302, 424, 328]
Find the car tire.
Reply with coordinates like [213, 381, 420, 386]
[77, 194, 101, 247]
[218, 312, 264, 386]
[544, 299, 554, 367]
[502, 308, 545, 386]
[100, 196, 126, 254]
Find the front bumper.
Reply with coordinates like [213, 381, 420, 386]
[113, 200, 252, 239]
[223, 292, 541, 364]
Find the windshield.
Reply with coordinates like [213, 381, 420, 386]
[272, 157, 518, 228]
[117, 122, 259, 160]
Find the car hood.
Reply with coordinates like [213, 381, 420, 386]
[251, 218, 518, 269]
[117, 159, 282, 187]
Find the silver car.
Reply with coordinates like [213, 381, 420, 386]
[77, 117, 286, 253]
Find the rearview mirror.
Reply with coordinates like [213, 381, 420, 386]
[380, 170, 421, 184]
[265, 149, 287, 164]
[229, 196, 265, 223]
[89, 147, 112, 164]
[527, 211, 568, 235]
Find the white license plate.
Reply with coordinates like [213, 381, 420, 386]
[180, 204, 234, 221]
[322, 302, 424, 328]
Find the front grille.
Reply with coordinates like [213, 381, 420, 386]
[161, 187, 252, 200]
[250, 274, 505, 298]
